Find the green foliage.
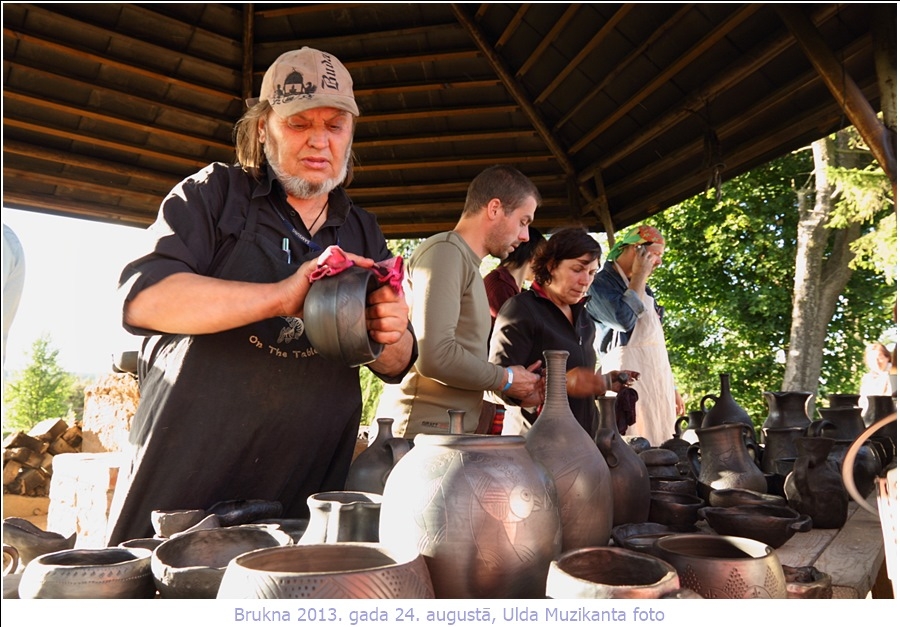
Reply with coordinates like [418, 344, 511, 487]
[359, 366, 384, 426]
[3, 334, 81, 434]
[648, 148, 894, 425]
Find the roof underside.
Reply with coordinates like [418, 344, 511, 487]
[2, 3, 887, 238]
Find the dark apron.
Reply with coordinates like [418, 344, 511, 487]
[106, 202, 362, 544]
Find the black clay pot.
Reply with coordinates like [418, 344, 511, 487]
[698, 504, 812, 548]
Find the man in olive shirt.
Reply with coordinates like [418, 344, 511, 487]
[377, 165, 544, 436]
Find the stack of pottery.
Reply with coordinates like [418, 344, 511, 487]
[759, 391, 823, 477]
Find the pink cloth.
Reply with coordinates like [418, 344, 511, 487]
[309, 245, 405, 294]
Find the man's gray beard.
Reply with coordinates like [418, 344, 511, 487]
[264, 143, 349, 200]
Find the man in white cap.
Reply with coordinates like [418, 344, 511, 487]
[106, 48, 415, 544]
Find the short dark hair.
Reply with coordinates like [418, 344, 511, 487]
[462, 165, 542, 216]
[532, 227, 601, 286]
[500, 226, 547, 269]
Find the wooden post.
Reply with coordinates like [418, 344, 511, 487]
[594, 173, 617, 248]
[776, 5, 896, 195]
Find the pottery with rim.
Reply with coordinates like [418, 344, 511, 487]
[151, 525, 293, 598]
[698, 504, 812, 548]
[216, 542, 434, 599]
[546, 546, 681, 599]
[654, 533, 787, 599]
[18, 547, 155, 599]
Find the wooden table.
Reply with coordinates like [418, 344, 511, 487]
[775, 492, 890, 598]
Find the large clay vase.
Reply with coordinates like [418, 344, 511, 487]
[700, 373, 755, 434]
[378, 433, 562, 599]
[344, 418, 410, 494]
[687, 423, 767, 495]
[783, 437, 848, 528]
[525, 350, 614, 552]
[595, 396, 651, 526]
[762, 391, 813, 429]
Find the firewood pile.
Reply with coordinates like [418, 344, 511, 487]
[3, 418, 82, 497]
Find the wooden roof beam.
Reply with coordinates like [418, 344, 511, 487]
[516, 4, 580, 79]
[4, 28, 238, 102]
[3, 118, 211, 170]
[578, 3, 849, 184]
[451, 3, 576, 179]
[3, 139, 180, 188]
[775, 5, 896, 191]
[2, 193, 156, 228]
[555, 4, 693, 131]
[4, 91, 233, 152]
[3, 167, 162, 207]
[569, 3, 760, 155]
[535, 4, 635, 105]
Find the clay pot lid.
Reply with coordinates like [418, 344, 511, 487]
[639, 448, 680, 466]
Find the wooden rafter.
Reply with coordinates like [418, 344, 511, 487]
[568, 3, 760, 155]
[450, 3, 576, 179]
[535, 4, 635, 105]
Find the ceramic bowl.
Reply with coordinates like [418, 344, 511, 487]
[216, 542, 435, 599]
[546, 546, 680, 599]
[610, 522, 675, 548]
[18, 547, 155, 599]
[647, 492, 704, 531]
[151, 508, 207, 538]
[151, 525, 293, 598]
[654, 533, 787, 598]
[304, 266, 384, 366]
[708, 488, 787, 508]
[698, 504, 812, 548]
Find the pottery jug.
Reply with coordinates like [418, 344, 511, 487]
[827, 439, 882, 499]
[595, 396, 651, 526]
[827, 393, 860, 408]
[762, 391, 813, 429]
[815, 406, 865, 441]
[759, 426, 806, 475]
[700, 373, 755, 433]
[379, 433, 562, 599]
[783, 437, 847, 528]
[299, 491, 382, 544]
[526, 350, 614, 552]
[345, 418, 410, 495]
[687, 423, 767, 494]
[673, 410, 704, 444]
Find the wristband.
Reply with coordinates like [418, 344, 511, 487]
[602, 373, 612, 392]
[502, 367, 514, 392]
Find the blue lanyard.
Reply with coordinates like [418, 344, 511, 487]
[268, 197, 325, 253]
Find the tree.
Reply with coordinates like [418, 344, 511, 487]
[3, 334, 79, 433]
[783, 129, 894, 393]
[647, 140, 893, 424]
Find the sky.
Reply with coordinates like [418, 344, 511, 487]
[3, 208, 151, 379]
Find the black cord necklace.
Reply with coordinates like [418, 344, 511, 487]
[306, 199, 329, 231]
